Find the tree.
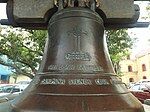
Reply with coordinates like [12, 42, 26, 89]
[0, 26, 134, 78]
[146, 2, 150, 19]
[106, 29, 134, 75]
[0, 27, 47, 79]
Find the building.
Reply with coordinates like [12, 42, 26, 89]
[120, 49, 150, 84]
[9, 75, 31, 84]
[0, 65, 12, 83]
[0, 64, 31, 84]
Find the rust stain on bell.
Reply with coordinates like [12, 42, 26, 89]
[0, 0, 144, 112]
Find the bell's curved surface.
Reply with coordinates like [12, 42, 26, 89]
[0, 8, 144, 112]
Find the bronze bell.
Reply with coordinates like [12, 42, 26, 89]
[0, 0, 144, 111]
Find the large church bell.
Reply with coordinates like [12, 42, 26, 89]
[0, 0, 145, 111]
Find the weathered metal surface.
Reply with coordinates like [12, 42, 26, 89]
[13, 0, 54, 19]
[97, 0, 135, 18]
[12, 0, 135, 19]
[4, 0, 140, 29]
[0, 7, 144, 112]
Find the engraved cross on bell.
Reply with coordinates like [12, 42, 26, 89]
[67, 26, 88, 51]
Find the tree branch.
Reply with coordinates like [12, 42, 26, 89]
[0, 59, 34, 79]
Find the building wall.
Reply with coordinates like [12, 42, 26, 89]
[120, 59, 138, 84]
[120, 53, 150, 84]
[9, 75, 31, 84]
[136, 54, 150, 80]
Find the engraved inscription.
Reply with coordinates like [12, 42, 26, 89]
[47, 64, 103, 72]
[67, 26, 88, 51]
[48, 65, 75, 71]
[68, 79, 92, 85]
[40, 78, 110, 86]
[95, 79, 109, 85]
[40, 78, 65, 85]
[65, 51, 91, 61]
[110, 76, 122, 84]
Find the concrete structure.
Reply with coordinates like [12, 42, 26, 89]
[0, 65, 12, 83]
[9, 75, 31, 84]
[120, 50, 150, 84]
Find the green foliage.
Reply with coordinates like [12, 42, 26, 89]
[106, 29, 134, 75]
[0, 27, 47, 78]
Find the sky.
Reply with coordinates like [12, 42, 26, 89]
[0, 2, 150, 56]
[128, 1, 150, 55]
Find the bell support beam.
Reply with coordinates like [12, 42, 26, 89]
[0, 0, 149, 29]
[0, 0, 7, 3]
[0, 0, 149, 111]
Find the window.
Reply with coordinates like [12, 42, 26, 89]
[142, 64, 146, 71]
[143, 76, 147, 79]
[130, 84, 140, 91]
[130, 84, 148, 91]
[12, 88, 20, 93]
[128, 65, 132, 72]
[129, 78, 134, 82]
